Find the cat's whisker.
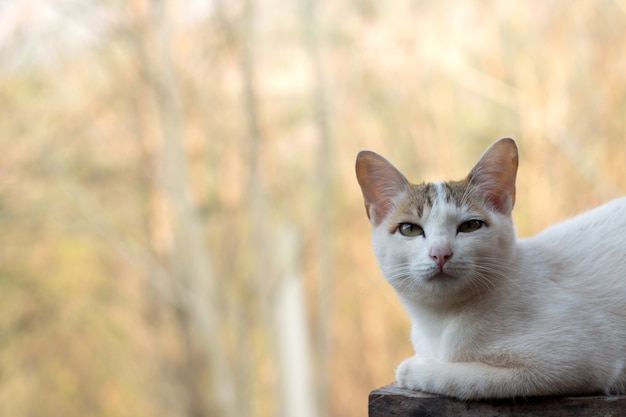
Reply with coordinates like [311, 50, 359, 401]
[473, 266, 526, 293]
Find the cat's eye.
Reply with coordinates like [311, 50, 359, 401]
[458, 219, 484, 233]
[397, 223, 424, 237]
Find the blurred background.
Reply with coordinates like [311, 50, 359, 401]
[1, 1, 625, 416]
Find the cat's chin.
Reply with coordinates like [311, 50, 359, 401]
[411, 270, 480, 306]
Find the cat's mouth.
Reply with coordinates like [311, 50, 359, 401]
[425, 271, 458, 282]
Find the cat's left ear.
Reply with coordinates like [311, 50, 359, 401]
[468, 138, 519, 215]
[356, 151, 409, 224]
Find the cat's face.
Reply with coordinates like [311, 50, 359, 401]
[356, 139, 519, 306]
[371, 180, 516, 305]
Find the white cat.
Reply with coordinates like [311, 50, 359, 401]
[356, 138, 626, 399]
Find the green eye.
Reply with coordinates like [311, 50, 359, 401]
[458, 219, 484, 233]
[397, 223, 424, 237]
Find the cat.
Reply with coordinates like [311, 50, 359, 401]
[355, 138, 626, 400]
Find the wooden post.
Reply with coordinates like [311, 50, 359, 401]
[369, 384, 625, 417]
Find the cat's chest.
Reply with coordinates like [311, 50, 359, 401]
[410, 313, 483, 360]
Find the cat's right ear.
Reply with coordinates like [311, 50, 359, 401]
[356, 151, 409, 224]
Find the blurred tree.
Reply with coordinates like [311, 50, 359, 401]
[300, 0, 333, 414]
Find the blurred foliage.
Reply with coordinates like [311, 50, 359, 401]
[1, 1, 625, 417]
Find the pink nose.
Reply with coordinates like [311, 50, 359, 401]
[429, 246, 453, 269]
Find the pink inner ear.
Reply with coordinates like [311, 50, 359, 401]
[369, 198, 394, 223]
[356, 151, 409, 224]
[468, 138, 518, 214]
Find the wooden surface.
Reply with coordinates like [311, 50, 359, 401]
[369, 384, 625, 417]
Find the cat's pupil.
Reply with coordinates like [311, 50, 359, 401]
[458, 219, 484, 233]
[398, 223, 424, 237]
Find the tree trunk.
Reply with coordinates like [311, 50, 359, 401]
[136, 1, 239, 416]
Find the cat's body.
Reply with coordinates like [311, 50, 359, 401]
[356, 138, 626, 399]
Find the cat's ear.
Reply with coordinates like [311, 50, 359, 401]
[468, 138, 519, 215]
[356, 151, 410, 224]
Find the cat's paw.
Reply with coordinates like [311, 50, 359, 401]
[395, 356, 443, 393]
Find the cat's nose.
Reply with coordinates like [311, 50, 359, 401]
[429, 245, 453, 269]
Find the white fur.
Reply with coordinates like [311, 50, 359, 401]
[374, 195, 626, 399]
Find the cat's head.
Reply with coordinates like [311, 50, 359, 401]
[356, 138, 519, 306]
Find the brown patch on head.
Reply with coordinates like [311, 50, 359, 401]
[407, 182, 438, 217]
[387, 178, 493, 231]
[440, 179, 491, 217]
[440, 180, 470, 206]
[387, 182, 437, 231]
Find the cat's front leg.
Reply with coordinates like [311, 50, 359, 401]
[395, 356, 448, 395]
[395, 355, 533, 400]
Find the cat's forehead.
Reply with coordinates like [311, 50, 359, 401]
[394, 179, 485, 219]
